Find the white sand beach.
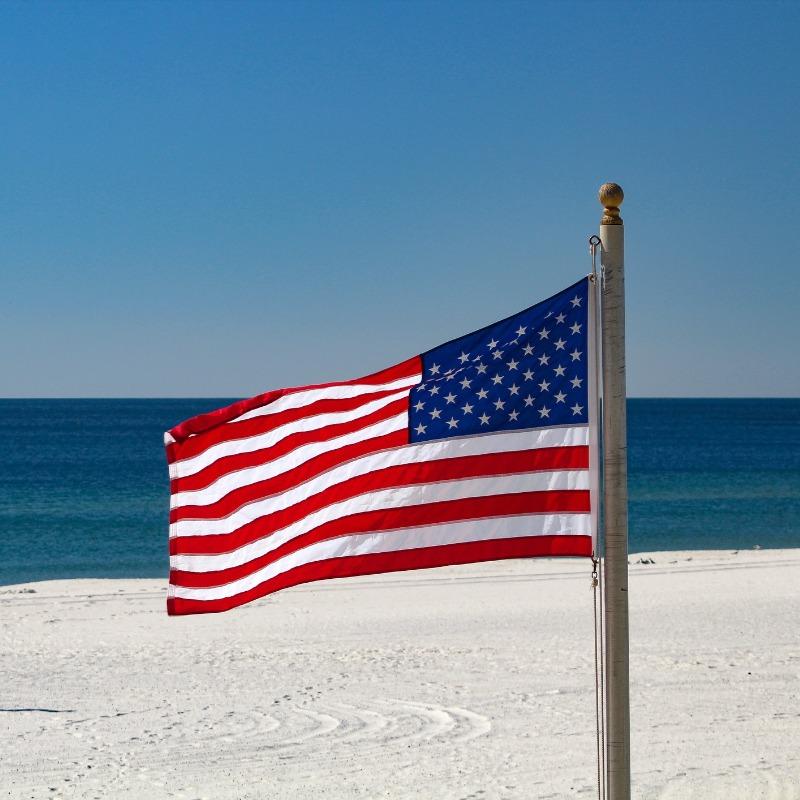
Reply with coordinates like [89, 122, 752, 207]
[2, 549, 798, 800]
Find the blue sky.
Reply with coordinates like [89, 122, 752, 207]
[2, 0, 798, 398]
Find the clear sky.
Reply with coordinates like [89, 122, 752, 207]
[2, 0, 798, 398]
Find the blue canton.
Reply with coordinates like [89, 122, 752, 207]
[409, 278, 591, 442]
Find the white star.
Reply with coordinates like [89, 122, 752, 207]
[554, 391, 567, 404]
[538, 379, 550, 392]
[492, 374, 504, 385]
[430, 408, 442, 419]
[476, 363, 488, 375]
[492, 349, 504, 360]
[515, 325, 527, 336]
[555, 312, 566, 324]
[570, 348, 582, 362]
[524, 394, 535, 407]
[538, 405, 551, 418]
[538, 327, 550, 340]
[476, 387, 489, 400]
[522, 343, 534, 356]
[494, 398, 506, 411]
[460, 377, 472, 390]
[570, 376, 583, 389]
[458, 351, 470, 363]
[570, 295, 582, 308]
[414, 423, 427, 435]
[509, 409, 520, 421]
[429, 363, 441, 375]
[446, 417, 459, 429]
[429, 385, 440, 395]
[538, 354, 550, 366]
[413, 400, 425, 411]
[506, 358, 519, 370]
[444, 392, 457, 404]
[418, 383, 426, 391]
[570, 322, 582, 335]
[523, 368, 535, 381]
[461, 402, 474, 415]
[553, 364, 566, 377]
[554, 338, 566, 351]
[487, 338, 499, 350]
[509, 383, 520, 396]
[479, 413, 491, 425]
[444, 368, 455, 378]
[571, 402, 584, 416]
[509, 337, 519, 345]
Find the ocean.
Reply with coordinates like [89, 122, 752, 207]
[0, 398, 797, 585]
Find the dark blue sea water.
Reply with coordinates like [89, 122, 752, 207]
[0, 399, 798, 585]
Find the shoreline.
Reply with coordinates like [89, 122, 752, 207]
[2, 545, 798, 593]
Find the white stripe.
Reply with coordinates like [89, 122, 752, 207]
[171, 513, 592, 601]
[172, 424, 589, 526]
[171, 468, 590, 572]
[171, 388, 411, 482]
[233, 374, 420, 423]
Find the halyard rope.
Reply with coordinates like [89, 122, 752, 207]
[599, 556, 607, 799]
[592, 557, 607, 800]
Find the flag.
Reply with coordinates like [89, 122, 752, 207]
[165, 277, 598, 615]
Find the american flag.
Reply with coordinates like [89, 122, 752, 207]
[165, 278, 598, 615]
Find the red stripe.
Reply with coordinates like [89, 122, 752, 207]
[168, 387, 409, 468]
[170, 396, 408, 496]
[170, 445, 590, 548]
[167, 357, 421, 449]
[167, 535, 593, 615]
[170, 489, 591, 589]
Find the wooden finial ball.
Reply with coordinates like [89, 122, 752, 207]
[598, 182, 624, 224]
[599, 183, 624, 208]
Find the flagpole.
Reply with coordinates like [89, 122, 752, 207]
[598, 183, 630, 800]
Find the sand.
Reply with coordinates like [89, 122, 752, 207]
[1, 549, 799, 800]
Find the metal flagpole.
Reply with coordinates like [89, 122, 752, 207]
[598, 183, 630, 800]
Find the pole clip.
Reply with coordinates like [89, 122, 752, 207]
[589, 236, 602, 280]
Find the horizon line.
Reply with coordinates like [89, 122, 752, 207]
[1, 395, 798, 401]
